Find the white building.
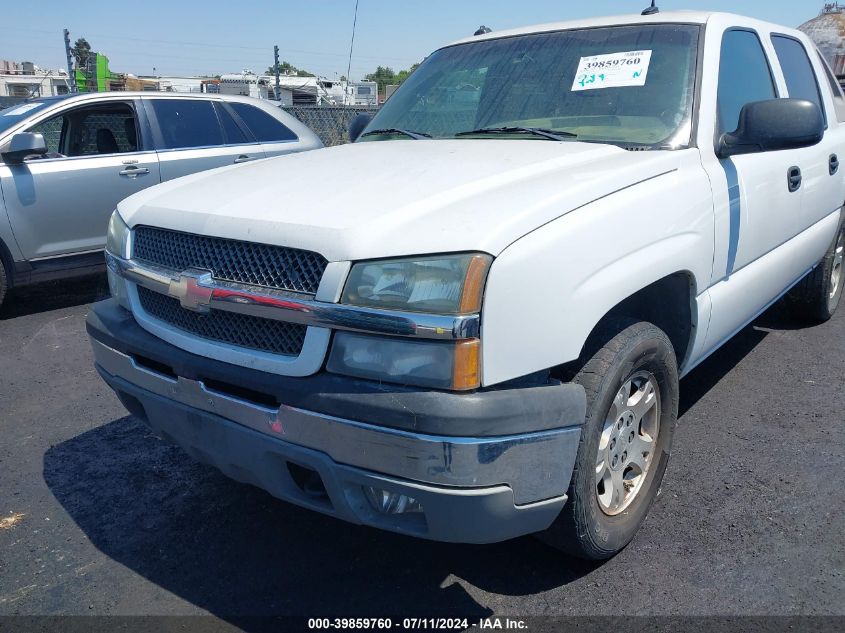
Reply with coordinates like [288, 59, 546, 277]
[138, 75, 208, 94]
[0, 61, 72, 98]
[215, 71, 378, 107]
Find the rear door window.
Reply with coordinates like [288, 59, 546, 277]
[151, 99, 224, 149]
[817, 51, 844, 97]
[771, 35, 826, 123]
[817, 51, 845, 123]
[214, 102, 252, 145]
[229, 102, 297, 142]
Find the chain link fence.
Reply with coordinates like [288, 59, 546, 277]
[282, 105, 380, 147]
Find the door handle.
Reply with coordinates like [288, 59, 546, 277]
[234, 155, 255, 164]
[787, 167, 802, 193]
[119, 166, 150, 178]
[830, 154, 840, 176]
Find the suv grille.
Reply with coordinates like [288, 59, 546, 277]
[133, 226, 328, 295]
[137, 286, 307, 357]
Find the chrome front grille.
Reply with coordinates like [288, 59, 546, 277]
[137, 286, 307, 357]
[133, 226, 328, 295]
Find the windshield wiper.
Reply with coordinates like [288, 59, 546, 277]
[360, 128, 431, 140]
[454, 126, 577, 141]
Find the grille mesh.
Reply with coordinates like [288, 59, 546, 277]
[133, 226, 327, 295]
[137, 286, 307, 356]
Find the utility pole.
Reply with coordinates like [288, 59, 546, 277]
[63, 28, 76, 92]
[273, 45, 281, 101]
[345, 0, 359, 105]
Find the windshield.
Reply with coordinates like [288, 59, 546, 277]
[363, 24, 700, 148]
[0, 100, 54, 136]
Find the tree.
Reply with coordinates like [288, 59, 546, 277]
[266, 61, 314, 77]
[364, 66, 397, 92]
[364, 63, 420, 92]
[395, 63, 420, 84]
[71, 37, 92, 69]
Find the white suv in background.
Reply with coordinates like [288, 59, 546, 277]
[0, 93, 322, 307]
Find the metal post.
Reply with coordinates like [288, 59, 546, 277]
[274, 45, 281, 101]
[63, 28, 76, 93]
[345, 0, 359, 105]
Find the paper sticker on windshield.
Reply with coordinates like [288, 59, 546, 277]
[1, 103, 42, 116]
[572, 50, 653, 91]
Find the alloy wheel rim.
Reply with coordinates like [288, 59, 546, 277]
[595, 371, 661, 516]
[830, 230, 844, 302]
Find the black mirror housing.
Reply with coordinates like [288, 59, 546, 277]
[2, 132, 48, 164]
[718, 99, 824, 158]
[348, 114, 372, 143]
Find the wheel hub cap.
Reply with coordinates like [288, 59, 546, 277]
[595, 371, 661, 516]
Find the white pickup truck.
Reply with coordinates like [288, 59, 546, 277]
[88, 10, 845, 560]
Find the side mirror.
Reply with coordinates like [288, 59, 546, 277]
[2, 132, 48, 164]
[348, 113, 372, 143]
[718, 99, 824, 158]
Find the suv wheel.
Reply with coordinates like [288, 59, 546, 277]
[540, 320, 679, 560]
[788, 219, 845, 322]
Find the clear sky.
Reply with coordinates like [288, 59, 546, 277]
[0, 1, 828, 80]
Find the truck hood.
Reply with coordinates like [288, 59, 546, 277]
[119, 140, 680, 261]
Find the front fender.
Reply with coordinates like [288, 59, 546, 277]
[0, 179, 25, 277]
[480, 153, 714, 386]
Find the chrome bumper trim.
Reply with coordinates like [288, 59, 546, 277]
[107, 252, 479, 341]
[92, 338, 580, 504]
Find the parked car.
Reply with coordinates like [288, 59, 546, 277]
[0, 92, 322, 307]
[88, 11, 845, 560]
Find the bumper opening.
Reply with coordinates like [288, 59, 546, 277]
[287, 462, 331, 505]
[133, 353, 177, 380]
[203, 377, 282, 410]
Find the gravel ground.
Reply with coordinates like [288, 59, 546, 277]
[0, 274, 843, 622]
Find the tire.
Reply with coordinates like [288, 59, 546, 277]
[787, 218, 845, 323]
[540, 320, 679, 560]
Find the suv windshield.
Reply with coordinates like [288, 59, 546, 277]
[0, 100, 54, 136]
[363, 24, 701, 148]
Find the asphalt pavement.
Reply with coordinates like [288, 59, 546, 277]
[0, 274, 843, 623]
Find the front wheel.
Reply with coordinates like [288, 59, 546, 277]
[540, 321, 679, 560]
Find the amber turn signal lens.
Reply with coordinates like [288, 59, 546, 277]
[459, 255, 492, 314]
[452, 338, 481, 391]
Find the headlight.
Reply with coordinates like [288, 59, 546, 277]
[333, 253, 490, 390]
[327, 332, 480, 391]
[106, 211, 131, 310]
[107, 264, 131, 311]
[341, 253, 492, 314]
[106, 211, 130, 259]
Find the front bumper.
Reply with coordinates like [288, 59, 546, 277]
[88, 300, 586, 543]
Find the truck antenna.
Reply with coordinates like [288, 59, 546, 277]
[642, 1, 659, 15]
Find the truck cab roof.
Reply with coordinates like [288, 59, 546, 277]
[447, 11, 805, 48]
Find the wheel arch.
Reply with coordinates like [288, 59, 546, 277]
[0, 234, 15, 287]
[554, 271, 698, 380]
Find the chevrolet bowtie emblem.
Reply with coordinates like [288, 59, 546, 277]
[168, 269, 214, 312]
